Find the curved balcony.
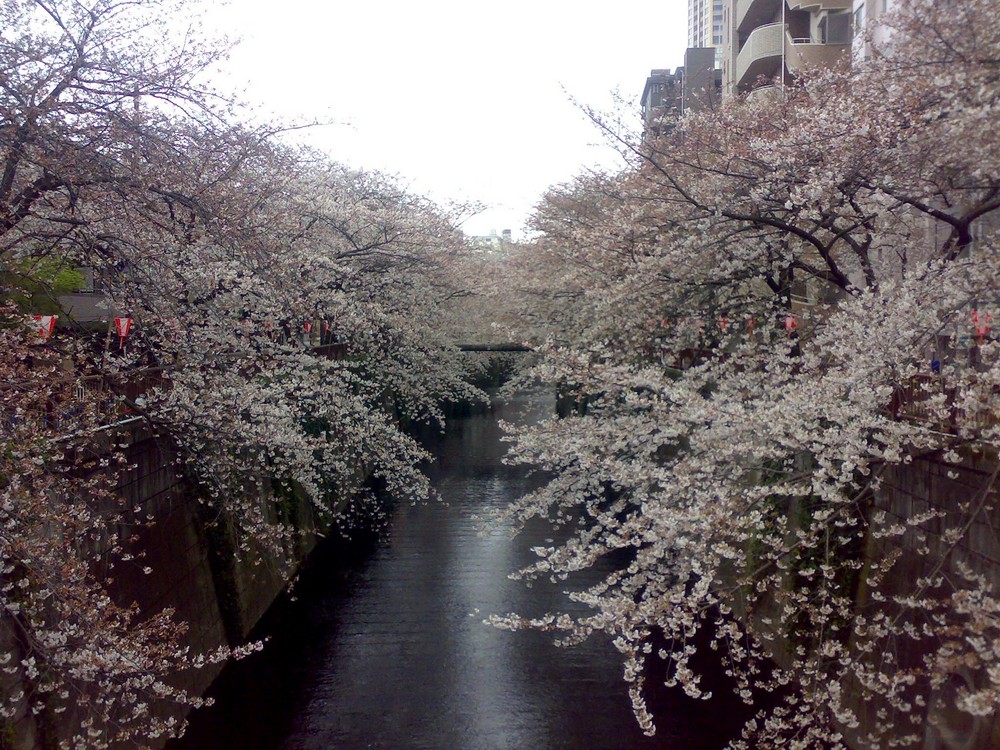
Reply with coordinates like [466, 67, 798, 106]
[747, 83, 781, 101]
[738, 0, 854, 37]
[787, 0, 852, 13]
[735, 22, 784, 91]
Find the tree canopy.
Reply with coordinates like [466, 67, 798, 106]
[490, 1, 1000, 746]
[1, 0, 484, 744]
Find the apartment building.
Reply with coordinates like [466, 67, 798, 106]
[689, 0, 725, 66]
[721, 0, 854, 96]
[640, 53, 721, 138]
[640, 68, 683, 138]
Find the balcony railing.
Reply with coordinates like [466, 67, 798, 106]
[890, 372, 999, 434]
[785, 35, 850, 71]
[737, 0, 853, 33]
[787, 0, 852, 13]
[747, 83, 781, 101]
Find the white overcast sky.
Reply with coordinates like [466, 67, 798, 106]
[202, 1, 688, 238]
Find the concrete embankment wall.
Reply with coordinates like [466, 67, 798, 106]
[0, 421, 327, 749]
[860, 452, 1000, 750]
[2, 418, 996, 749]
[725, 450, 999, 750]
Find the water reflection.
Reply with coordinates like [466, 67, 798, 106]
[170, 389, 745, 750]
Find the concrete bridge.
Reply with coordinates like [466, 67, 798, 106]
[456, 343, 533, 352]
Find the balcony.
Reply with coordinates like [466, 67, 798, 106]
[735, 22, 784, 90]
[735, 24, 850, 93]
[747, 84, 781, 101]
[785, 36, 850, 71]
[737, 0, 854, 32]
[787, 0, 852, 13]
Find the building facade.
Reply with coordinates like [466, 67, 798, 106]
[721, 0, 854, 96]
[468, 229, 513, 254]
[851, 0, 897, 60]
[682, 47, 722, 112]
[640, 68, 683, 137]
[689, 0, 725, 65]
[640, 55, 721, 138]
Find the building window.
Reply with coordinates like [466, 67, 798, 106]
[854, 6, 864, 30]
[824, 11, 853, 44]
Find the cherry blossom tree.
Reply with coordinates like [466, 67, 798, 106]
[1, 0, 481, 546]
[1, 0, 484, 744]
[491, 1, 1000, 747]
[0, 315, 267, 748]
[112, 156, 483, 555]
[0, 2, 269, 743]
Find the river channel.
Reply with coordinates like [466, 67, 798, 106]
[170, 389, 746, 750]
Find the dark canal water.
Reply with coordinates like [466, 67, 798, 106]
[170, 389, 746, 750]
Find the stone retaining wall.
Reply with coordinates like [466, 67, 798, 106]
[0, 421, 329, 749]
[863, 451, 1000, 750]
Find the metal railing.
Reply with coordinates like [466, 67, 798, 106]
[890, 371, 999, 434]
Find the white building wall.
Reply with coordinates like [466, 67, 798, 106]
[852, 0, 897, 59]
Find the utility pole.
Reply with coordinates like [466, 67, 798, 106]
[780, 0, 786, 96]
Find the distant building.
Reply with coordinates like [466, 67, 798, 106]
[682, 47, 722, 113]
[639, 0, 724, 137]
[640, 68, 683, 137]
[689, 0, 725, 67]
[640, 51, 720, 138]
[469, 229, 512, 253]
[851, 0, 897, 61]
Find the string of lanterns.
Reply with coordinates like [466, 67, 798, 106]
[646, 310, 994, 341]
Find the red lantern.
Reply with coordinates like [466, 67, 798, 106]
[303, 321, 312, 333]
[114, 317, 133, 349]
[718, 315, 729, 332]
[32, 315, 57, 341]
[784, 315, 797, 333]
[972, 310, 992, 339]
